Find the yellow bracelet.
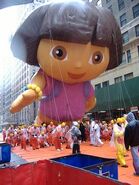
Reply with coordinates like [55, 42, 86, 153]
[27, 84, 42, 99]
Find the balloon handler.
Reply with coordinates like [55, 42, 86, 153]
[112, 118, 128, 167]
[71, 121, 81, 154]
[10, 0, 122, 123]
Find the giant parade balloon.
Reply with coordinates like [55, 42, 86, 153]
[10, 0, 122, 123]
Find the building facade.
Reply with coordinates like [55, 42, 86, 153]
[0, 0, 49, 125]
[92, 0, 139, 86]
[91, 0, 139, 119]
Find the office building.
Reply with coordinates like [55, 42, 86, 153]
[0, 0, 48, 125]
[90, 0, 139, 119]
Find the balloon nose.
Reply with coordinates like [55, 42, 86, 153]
[74, 62, 82, 68]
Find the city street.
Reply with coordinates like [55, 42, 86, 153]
[0, 137, 138, 185]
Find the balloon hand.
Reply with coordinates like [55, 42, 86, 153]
[86, 96, 96, 112]
[10, 89, 37, 113]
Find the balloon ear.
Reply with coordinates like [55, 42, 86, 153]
[11, 5, 48, 66]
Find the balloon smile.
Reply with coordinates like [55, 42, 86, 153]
[68, 72, 85, 79]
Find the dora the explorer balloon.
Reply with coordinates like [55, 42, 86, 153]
[10, 0, 122, 123]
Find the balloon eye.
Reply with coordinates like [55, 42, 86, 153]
[92, 52, 103, 64]
[52, 46, 67, 60]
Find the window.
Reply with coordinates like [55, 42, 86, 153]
[135, 24, 139, 37]
[35, 0, 45, 2]
[118, 0, 125, 11]
[102, 81, 109, 87]
[133, 4, 139, 18]
[114, 76, 122, 84]
[127, 50, 131, 63]
[95, 83, 101, 89]
[122, 31, 129, 44]
[120, 13, 127, 27]
[96, 0, 102, 7]
[124, 73, 133, 80]
[106, 0, 111, 3]
[108, 5, 113, 13]
[122, 52, 126, 64]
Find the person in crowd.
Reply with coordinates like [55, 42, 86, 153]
[90, 119, 103, 146]
[124, 112, 139, 176]
[121, 116, 128, 157]
[20, 125, 28, 150]
[123, 115, 128, 127]
[65, 127, 73, 149]
[41, 123, 47, 134]
[71, 121, 81, 154]
[38, 132, 49, 148]
[78, 119, 86, 142]
[84, 119, 90, 141]
[47, 121, 55, 146]
[64, 123, 70, 146]
[60, 122, 67, 144]
[30, 134, 39, 150]
[113, 118, 128, 167]
[101, 121, 111, 141]
[20, 132, 27, 150]
[12, 129, 19, 147]
[7, 125, 14, 136]
[90, 119, 95, 145]
[5, 125, 14, 146]
[30, 124, 40, 137]
[51, 122, 65, 151]
[2, 127, 6, 142]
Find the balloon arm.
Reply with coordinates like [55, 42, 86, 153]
[31, 69, 46, 90]
[10, 89, 37, 113]
[10, 69, 46, 114]
[85, 96, 96, 112]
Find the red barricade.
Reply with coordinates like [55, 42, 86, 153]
[12, 164, 33, 185]
[46, 160, 130, 185]
[32, 160, 47, 185]
[0, 168, 12, 185]
[0, 160, 130, 185]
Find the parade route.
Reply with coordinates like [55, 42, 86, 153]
[10, 141, 138, 185]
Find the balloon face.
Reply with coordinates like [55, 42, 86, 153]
[37, 39, 109, 84]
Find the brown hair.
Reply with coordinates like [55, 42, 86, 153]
[11, 0, 122, 70]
